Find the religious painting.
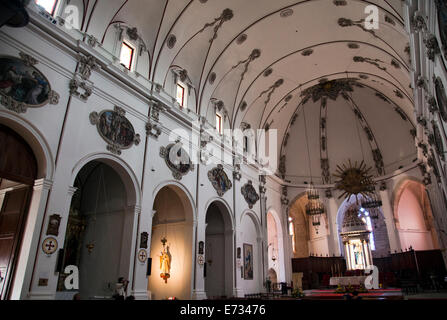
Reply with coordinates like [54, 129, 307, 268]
[140, 232, 148, 249]
[46, 214, 61, 236]
[198, 241, 204, 255]
[0, 54, 59, 113]
[159, 139, 194, 180]
[89, 106, 141, 155]
[241, 180, 259, 209]
[243, 243, 253, 280]
[208, 164, 232, 196]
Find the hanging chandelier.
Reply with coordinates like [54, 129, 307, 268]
[361, 187, 382, 209]
[305, 197, 325, 216]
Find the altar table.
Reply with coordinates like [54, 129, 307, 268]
[329, 276, 367, 286]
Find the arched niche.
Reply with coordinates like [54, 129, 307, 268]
[239, 210, 262, 295]
[393, 180, 439, 251]
[149, 184, 194, 300]
[288, 194, 310, 258]
[336, 195, 390, 259]
[57, 160, 136, 299]
[204, 200, 234, 298]
[266, 209, 285, 283]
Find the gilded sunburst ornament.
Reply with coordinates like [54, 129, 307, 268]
[333, 160, 376, 200]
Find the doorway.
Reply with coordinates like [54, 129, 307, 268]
[57, 161, 134, 299]
[0, 124, 37, 300]
[205, 201, 233, 298]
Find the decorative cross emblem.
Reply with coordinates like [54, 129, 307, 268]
[42, 237, 58, 255]
[138, 249, 147, 263]
[45, 241, 55, 251]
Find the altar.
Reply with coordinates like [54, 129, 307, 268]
[329, 276, 367, 286]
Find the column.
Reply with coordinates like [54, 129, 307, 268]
[282, 205, 293, 284]
[327, 197, 341, 256]
[380, 190, 401, 252]
[192, 217, 207, 300]
[15, 179, 53, 300]
[233, 230, 245, 298]
[344, 242, 351, 270]
[127, 205, 148, 300]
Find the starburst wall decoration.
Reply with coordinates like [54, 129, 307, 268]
[333, 160, 376, 200]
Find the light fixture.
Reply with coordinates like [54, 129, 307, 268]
[302, 104, 326, 232]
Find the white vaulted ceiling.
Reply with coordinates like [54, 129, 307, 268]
[79, 0, 416, 183]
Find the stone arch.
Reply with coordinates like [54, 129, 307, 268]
[204, 199, 234, 298]
[336, 195, 390, 258]
[266, 207, 286, 282]
[149, 183, 195, 300]
[392, 178, 439, 251]
[71, 153, 141, 208]
[0, 111, 54, 180]
[288, 193, 310, 258]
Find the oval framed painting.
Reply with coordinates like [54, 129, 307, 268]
[89, 106, 140, 155]
[159, 140, 194, 180]
[0, 54, 58, 113]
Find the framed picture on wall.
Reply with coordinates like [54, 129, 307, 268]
[243, 243, 253, 280]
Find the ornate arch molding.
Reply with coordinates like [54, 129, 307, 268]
[240, 209, 263, 239]
[204, 196, 234, 232]
[71, 152, 141, 208]
[0, 111, 54, 180]
[391, 177, 425, 229]
[152, 180, 197, 223]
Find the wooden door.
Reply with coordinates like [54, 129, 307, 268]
[0, 187, 31, 299]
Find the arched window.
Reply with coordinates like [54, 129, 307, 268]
[358, 208, 376, 251]
[35, 0, 58, 16]
[437, 0, 447, 60]
[435, 77, 447, 122]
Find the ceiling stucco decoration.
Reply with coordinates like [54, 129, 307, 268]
[300, 78, 356, 104]
[259, 79, 284, 107]
[280, 8, 293, 18]
[263, 68, 273, 77]
[353, 56, 387, 71]
[338, 18, 377, 39]
[208, 164, 233, 196]
[334, 160, 376, 200]
[241, 180, 260, 209]
[348, 43, 360, 49]
[333, 0, 347, 6]
[208, 72, 216, 85]
[167, 34, 176, 49]
[231, 49, 261, 82]
[159, 139, 194, 180]
[385, 15, 396, 26]
[198, 8, 234, 44]
[302, 49, 314, 56]
[236, 34, 248, 45]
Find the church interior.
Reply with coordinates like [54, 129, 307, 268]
[0, 0, 447, 300]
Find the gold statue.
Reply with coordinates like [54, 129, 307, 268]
[160, 238, 171, 283]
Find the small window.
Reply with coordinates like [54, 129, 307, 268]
[216, 113, 222, 134]
[120, 42, 134, 70]
[176, 84, 185, 107]
[35, 0, 58, 15]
